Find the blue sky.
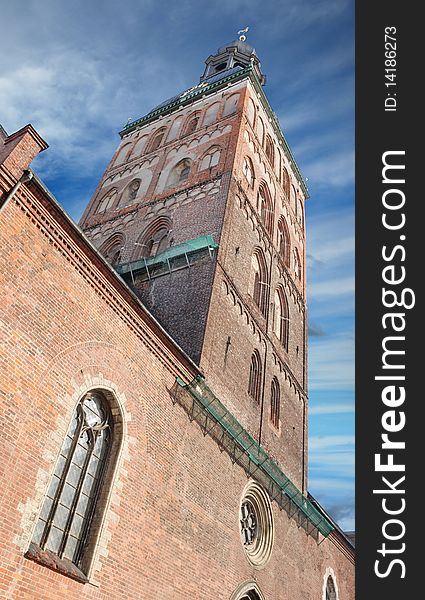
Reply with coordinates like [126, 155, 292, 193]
[0, 0, 354, 530]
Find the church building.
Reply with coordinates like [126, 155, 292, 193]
[0, 37, 354, 599]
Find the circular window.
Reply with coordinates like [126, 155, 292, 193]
[239, 481, 274, 567]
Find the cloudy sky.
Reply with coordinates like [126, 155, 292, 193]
[1, 0, 354, 530]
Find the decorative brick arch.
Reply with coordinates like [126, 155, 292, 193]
[133, 215, 172, 260]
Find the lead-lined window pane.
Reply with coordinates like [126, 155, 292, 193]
[31, 391, 112, 571]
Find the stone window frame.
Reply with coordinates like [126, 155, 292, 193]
[230, 581, 266, 600]
[239, 480, 274, 568]
[248, 350, 262, 404]
[25, 385, 125, 584]
[323, 568, 339, 600]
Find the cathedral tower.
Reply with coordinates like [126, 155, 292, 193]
[80, 38, 308, 492]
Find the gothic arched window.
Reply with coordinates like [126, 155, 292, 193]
[277, 216, 290, 267]
[203, 102, 220, 126]
[248, 350, 262, 404]
[119, 178, 141, 207]
[265, 135, 275, 168]
[256, 117, 265, 146]
[293, 247, 302, 283]
[113, 143, 132, 167]
[183, 114, 199, 137]
[149, 128, 166, 152]
[296, 197, 304, 227]
[134, 216, 172, 259]
[243, 157, 254, 187]
[97, 188, 118, 214]
[247, 98, 256, 126]
[274, 287, 289, 350]
[199, 146, 221, 171]
[30, 391, 114, 574]
[99, 233, 125, 265]
[270, 377, 280, 428]
[290, 183, 297, 212]
[258, 183, 274, 236]
[251, 250, 268, 317]
[223, 93, 240, 116]
[281, 166, 290, 199]
[166, 158, 192, 189]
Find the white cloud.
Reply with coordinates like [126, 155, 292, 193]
[308, 276, 354, 299]
[309, 403, 354, 415]
[309, 435, 354, 451]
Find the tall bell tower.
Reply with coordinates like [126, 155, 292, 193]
[80, 35, 309, 492]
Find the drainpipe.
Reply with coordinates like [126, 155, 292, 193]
[0, 169, 33, 215]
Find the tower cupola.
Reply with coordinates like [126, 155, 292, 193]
[200, 36, 266, 85]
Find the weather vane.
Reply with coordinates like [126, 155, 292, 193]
[238, 27, 249, 42]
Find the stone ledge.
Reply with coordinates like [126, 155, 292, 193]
[25, 542, 88, 584]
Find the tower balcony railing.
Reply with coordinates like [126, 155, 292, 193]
[115, 235, 218, 283]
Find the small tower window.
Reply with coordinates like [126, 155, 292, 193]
[200, 146, 221, 171]
[270, 377, 280, 428]
[265, 135, 275, 167]
[166, 158, 192, 189]
[293, 247, 302, 282]
[149, 128, 166, 152]
[248, 350, 262, 404]
[215, 62, 227, 72]
[243, 157, 254, 187]
[183, 116, 199, 137]
[273, 287, 289, 350]
[258, 183, 274, 236]
[251, 250, 268, 317]
[277, 216, 290, 267]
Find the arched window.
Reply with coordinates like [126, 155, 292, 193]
[166, 116, 184, 142]
[134, 216, 172, 259]
[182, 114, 199, 136]
[265, 135, 274, 168]
[119, 178, 141, 207]
[325, 575, 337, 600]
[148, 128, 166, 152]
[130, 135, 148, 158]
[281, 166, 290, 198]
[199, 146, 221, 171]
[30, 391, 115, 574]
[293, 247, 302, 282]
[96, 188, 118, 213]
[248, 351, 262, 404]
[113, 143, 132, 167]
[277, 216, 290, 267]
[99, 233, 125, 265]
[223, 93, 240, 116]
[243, 157, 254, 187]
[290, 183, 297, 212]
[203, 102, 220, 126]
[247, 98, 256, 126]
[258, 183, 274, 235]
[296, 197, 304, 227]
[165, 158, 192, 189]
[274, 287, 289, 350]
[251, 250, 268, 317]
[270, 377, 280, 428]
[256, 117, 265, 146]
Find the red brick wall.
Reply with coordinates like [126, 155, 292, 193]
[0, 154, 354, 599]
